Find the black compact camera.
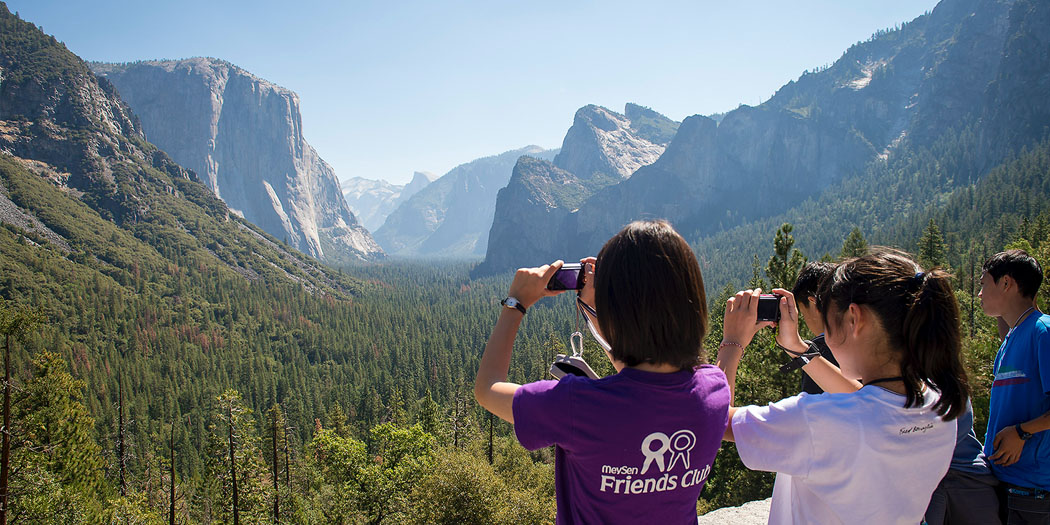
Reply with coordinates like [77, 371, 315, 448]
[547, 263, 585, 291]
[757, 294, 782, 322]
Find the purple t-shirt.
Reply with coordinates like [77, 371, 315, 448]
[512, 365, 730, 524]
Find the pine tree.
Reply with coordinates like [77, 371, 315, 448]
[13, 351, 106, 521]
[0, 302, 43, 525]
[765, 223, 806, 290]
[918, 218, 950, 270]
[840, 227, 869, 258]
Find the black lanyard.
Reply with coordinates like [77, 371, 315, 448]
[864, 376, 904, 387]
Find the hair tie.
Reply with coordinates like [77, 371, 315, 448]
[914, 271, 925, 281]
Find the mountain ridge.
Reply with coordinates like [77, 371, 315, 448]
[341, 170, 436, 232]
[374, 145, 557, 257]
[478, 0, 1028, 276]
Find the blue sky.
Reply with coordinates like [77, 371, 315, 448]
[10, 1, 940, 185]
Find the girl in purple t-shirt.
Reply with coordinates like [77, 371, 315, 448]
[475, 220, 731, 524]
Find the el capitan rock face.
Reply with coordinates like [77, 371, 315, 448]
[92, 58, 382, 262]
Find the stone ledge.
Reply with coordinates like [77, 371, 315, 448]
[697, 498, 771, 524]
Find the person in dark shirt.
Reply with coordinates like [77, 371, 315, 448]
[790, 262, 839, 394]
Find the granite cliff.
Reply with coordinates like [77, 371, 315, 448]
[0, 4, 360, 294]
[374, 145, 557, 257]
[341, 170, 435, 232]
[479, 0, 1031, 275]
[475, 104, 677, 273]
[91, 58, 382, 263]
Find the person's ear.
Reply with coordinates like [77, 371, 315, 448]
[1000, 275, 1014, 294]
[847, 303, 865, 339]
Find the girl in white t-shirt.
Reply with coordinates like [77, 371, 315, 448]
[716, 251, 970, 524]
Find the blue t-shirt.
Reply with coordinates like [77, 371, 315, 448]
[951, 399, 991, 475]
[983, 312, 1050, 490]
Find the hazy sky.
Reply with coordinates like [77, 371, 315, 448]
[10, 1, 940, 185]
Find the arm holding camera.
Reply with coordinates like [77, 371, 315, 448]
[718, 288, 862, 441]
[770, 288, 861, 394]
[475, 261, 569, 423]
[717, 289, 774, 441]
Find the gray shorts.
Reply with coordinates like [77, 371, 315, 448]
[924, 468, 1002, 525]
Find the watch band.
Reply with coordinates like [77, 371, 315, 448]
[1016, 423, 1033, 441]
[501, 297, 527, 315]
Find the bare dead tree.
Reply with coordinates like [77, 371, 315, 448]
[169, 419, 175, 525]
[228, 404, 239, 525]
[118, 379, 126, 497]
[271, 409, 279, 524]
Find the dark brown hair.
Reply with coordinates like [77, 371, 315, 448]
[792, 261, 836, 305]
[983, 249, 1043, 299]
[594, 220, 707, 369]
[816, 250, 968, 420]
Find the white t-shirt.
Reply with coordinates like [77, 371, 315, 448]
[731, 386, 955, 525]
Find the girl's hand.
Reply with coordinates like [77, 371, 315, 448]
[578, 257, 597, 308]
[770, 288, 809, 355]
[723, 289, 775, 347]
[507, 261, 568, 309]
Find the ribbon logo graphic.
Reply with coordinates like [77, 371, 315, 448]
[640, 430, 696, 474]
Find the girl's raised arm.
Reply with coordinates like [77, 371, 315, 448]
[771, 288, 862, 394]
[474, 262, 567, 423]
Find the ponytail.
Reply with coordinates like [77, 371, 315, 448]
[817, 251, 969, 420]
[902, 270, 968, 420]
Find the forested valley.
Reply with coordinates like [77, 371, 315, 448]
[4, 154, 1048, 521]
[2, 0, 1050, 522]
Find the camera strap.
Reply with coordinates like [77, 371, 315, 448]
[778, 340, 822, 372]
[548, 295, 606, 381]
[576, 295, 611, 353]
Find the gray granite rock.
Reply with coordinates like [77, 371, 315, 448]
[697, 498, 771, 524]
[92, 58, 382, 263]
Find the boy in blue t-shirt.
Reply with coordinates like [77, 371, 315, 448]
[979, 249, 1050, 524]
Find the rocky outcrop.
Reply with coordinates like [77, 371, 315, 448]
[374, 146, 556, 257]
[479, 0, 1024, 275]
[474, 104, 677, 275]
[476, 156, 594, 271]
[91, 58, 382, 262]
[341, 171, 435, 232]
[552, 105, 671, 182]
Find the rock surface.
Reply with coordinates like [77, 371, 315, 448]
[697, 498, 771, 524]
[91, 58, 382, 263]
[475, 104, 677, 275]
[341, 170, 435, 232]
[374, 145, 556, 257]
[479, 0, 1025, 275]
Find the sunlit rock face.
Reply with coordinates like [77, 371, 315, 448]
[93, 57, 382, 262]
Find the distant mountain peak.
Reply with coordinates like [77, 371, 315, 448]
[409, 171, 437, 186]
[553, 103, 674, 181]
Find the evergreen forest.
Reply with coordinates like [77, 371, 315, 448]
[1, 1, 1049, 523]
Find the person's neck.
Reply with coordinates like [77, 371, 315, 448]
[858, 343, 906, 395]
[1002, 298, 1039, 329]
[860, 365, 906, 394]
[630, 362, 683, 374]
